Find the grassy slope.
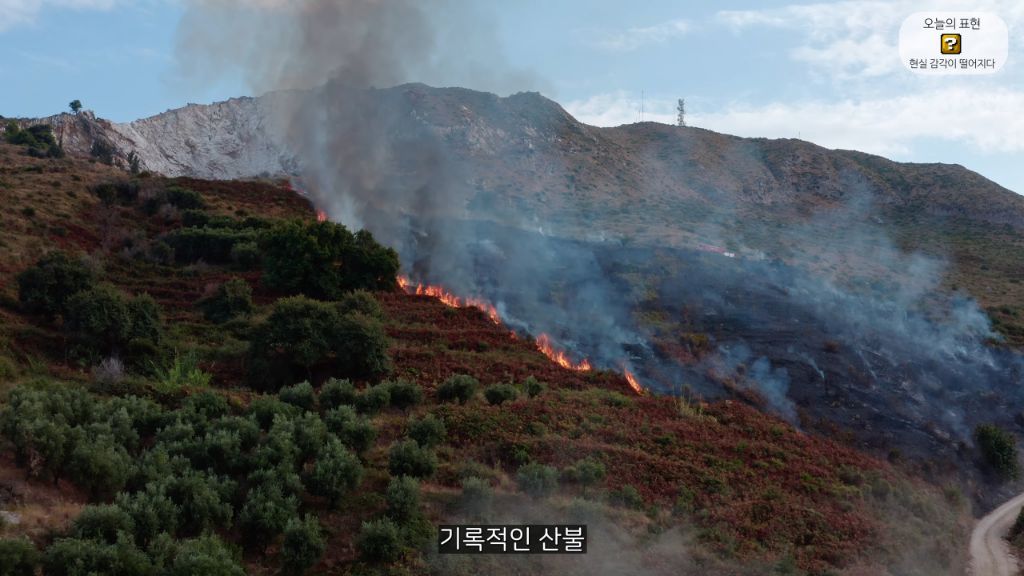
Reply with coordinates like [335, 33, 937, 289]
[0, 142, 970, 575]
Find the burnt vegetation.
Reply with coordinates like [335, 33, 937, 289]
[0, 143, 972, 576]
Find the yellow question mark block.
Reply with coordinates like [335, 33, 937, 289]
[940, 33, 962, 54]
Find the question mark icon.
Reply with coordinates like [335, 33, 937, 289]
[941, 33, 961, 54]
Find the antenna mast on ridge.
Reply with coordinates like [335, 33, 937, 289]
[676, 98, 686, 127]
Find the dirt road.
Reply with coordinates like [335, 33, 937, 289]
[970, 492, 1024, 576]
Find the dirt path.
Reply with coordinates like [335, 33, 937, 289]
[970, 492, 1024, 576]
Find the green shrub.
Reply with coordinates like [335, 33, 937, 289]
[199, 278, 253, 324]
[42, 538, 152, 576]
[153, 351, 211, 396]
[563, 457, 606, 496]
[385, 476, 421, 522]
[64, 285, 162, 364]
[162, 469, 235, 535]
[248, 297, 391, 390]
[523, 376, 546, 398]
[71, 504, 134, 545]
[5, 123, 62, 158]
[229, 241, 260, 270]
[459, 476, 493, 518]
[17, 251, 95, 319]
[248, 397, 300, 430]
[166, 535, 245, 576]
[259, 220, 399, 299]
[388, 440, 437, 479]
[281, 515, 325, 576]
[386, 379, 423, 410]
[324, 407, 376, 454]
[305, 438, 363, 508]
[437, 374, 479, 405]
[163, 227, 258, 264]
[484, 383, 518, 406]
[319, 378, 356, 410]
[0, 538, 40, 576]
[357, 518, 402, 563]
[67, 435, 132, 500]
[114, 488, 179, 547]
[279, 381, 316, 412]
[355, 383, 391, 415]
[516, 463, 559, 499]
[291, 412, 328, 461]
[407, 414, 446, 448]
[238, 484, 298, 551]
[609, 484, 644, 509]
[336, 290, 385, 320]
[976, 424, 1020, 479]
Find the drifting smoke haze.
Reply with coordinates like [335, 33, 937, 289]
[175, 0, 1024, 486]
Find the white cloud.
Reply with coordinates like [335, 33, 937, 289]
[581, 19, 690, 52]
[0, 0, 118, 32]
[565, 88, 1024, 159]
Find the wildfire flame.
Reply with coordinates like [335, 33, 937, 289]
[316, 210, 328, 222]
[535, 334, 592, 372]
[397, 275, 501, 325]
[395, 276, 654, 390]
[623, 368, 644, 395]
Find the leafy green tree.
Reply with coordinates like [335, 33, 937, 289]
[335, 289, 385, 320]
[354, 383, 391, 415]
[69, 100, 83, 114]
[324, 407, 376, 454]
[248, 297, 390, 390]
[238, 485, 298, 551]
[388, 440, 437, 479]
[357, 518, 402, 563]
[516, 463, 559, 499]
[437, 374, 479, 405]
[609, 485, 644, 509]
[459, 477, 494, 518]
[407, 414, 446, 448]
[0, 538, 40, 576]
[279, 381, 316, 412]
[484, 383, 518, 406]
[115, 487, 179, 547]
[386, 379, 423, 410]
[71, 504, 135, 545]
[166, 535, 245, 576]
[523, 376, 546, 398]
[16, 251, 95, 319]
[318, 378, 356, 410]
[385, 476, 421, 522]
[259, 220, 398, 299]
[42, 537, 153, 576]
[64, 285, 162, 364]
[976, 424, 1020, 479]
[67, 435, 132, 500]
[162, 469, 235, 536]
[198, 278, 253, 324]
[564, 457, 606, 497]
[305, 437, 363, 508]
[248, 396, 300, 430]
[281, 515, 325, 576]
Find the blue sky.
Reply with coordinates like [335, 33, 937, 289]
[2, 0, 1022, 193]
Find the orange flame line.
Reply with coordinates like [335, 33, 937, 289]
[396, 276, 612, 378]
[623, 368, 644, 395]
[536, 334, 592, 372]
[316, 210, 328, 222]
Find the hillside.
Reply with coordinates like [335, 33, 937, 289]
[0, 140, 972, 575]
[6, 85, 1024, 349]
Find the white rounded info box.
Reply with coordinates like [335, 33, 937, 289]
[899, 12, 1008, 74]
